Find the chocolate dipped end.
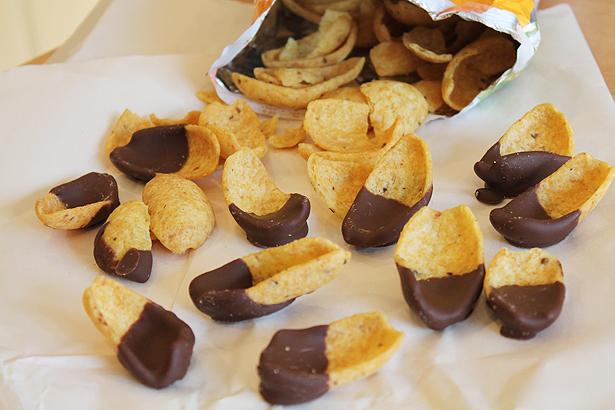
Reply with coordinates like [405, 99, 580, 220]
[342, 185, 433, 248]
[93, 223, 152, 283]
[117, 302, 195, 389]
[489, 187, 581, 248]
[50, 172, 120, 226]
[228, 193, 310, 248]
[487, 282, 565, 339]
[109, 124, 189, 182]
[397, 264, 485, 330]
[258, 325, 330, 405]
[189, 259, 294, 322]
[474, 142, 570, 203]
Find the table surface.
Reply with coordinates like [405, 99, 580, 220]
[23, 0, 615, 100]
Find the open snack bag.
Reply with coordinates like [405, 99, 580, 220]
[208, 0, 540, 120]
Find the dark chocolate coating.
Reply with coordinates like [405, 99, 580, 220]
[228, 193, 310, 248]
[487, 282, 565, 340]
[50, 172, 120, 226]
[117, 302, 195, 389]
[258, 325, 330, 405]
[189, 259, 294, 322]
[109, 124, 189, 181]
[489, 186, 581, 248]
[397, 264, 485, 330]
[342, 185, 432, 248]
[93, 223, 152, 283]
[474, 142, 570, 203]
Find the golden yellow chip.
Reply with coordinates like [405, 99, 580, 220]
[232, 57, 364, 109]
[369, 41, 424, 77]
[412, 79, 446, 113]
[402, 26, 452, 64]
[149, 111, 200, 126]
[307, 150, 380, 217]
[199, 100, 267, 156]
[498, 103, 575, 157]
[269, 126, 306, 149]
[196, 90, 226, 105]
[360, 80, 429, 137]
[260, 115, 279, 137]
[442, 33, 517, 111]
[303, 99, 374, 152]
[255, 59, 365, 88]
[320, 84, 367, 104]
[105, 109, 152, 154]
[297, 142, 325, 160]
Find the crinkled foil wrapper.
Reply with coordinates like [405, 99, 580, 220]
[208, 0, 541, 120]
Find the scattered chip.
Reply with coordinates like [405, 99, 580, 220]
[490, 153, 615, 248]
[395, 205, 485, 330]
[342, 133, 433, 248]
[93, 200, 152, 283]
[83, 276, 195, 389]
[196, 90, 226, 105]
[485, 247, 565, 339]
[105, 109, 152, 154]
[189, 237, 350, 322]
[149, 111, 200, 126]
[223, 148, 310, 247]
[307, 149, 381, 217]
[269, 126, 307, 149]
[142, 174, 215, 254]
[258, 311, 404, 405]
[474, 103, 575, 202]
[402, 26, 452, 63]
[35, 172, 120, 230]
[360, 80, 429, 137]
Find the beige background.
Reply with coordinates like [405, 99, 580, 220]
[0, 0, 98, 70]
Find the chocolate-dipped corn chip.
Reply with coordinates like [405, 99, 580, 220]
[394, 205, 485, 330]
[93, 200, 152, 283]
[189, 237, 350, 322]
[474, 103, 574, 204]
[343, 133, 432, 248]
[109, 123, 220, 182]
[485, 247, 565, 339]
[258, 312, 403, 405]
[223, 148, 310, 247]
[83, 276, 195, 389]
[490, 153, 614, 248]
[34, 172, 120, 229]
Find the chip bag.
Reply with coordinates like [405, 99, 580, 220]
[208, 0, 540, 120]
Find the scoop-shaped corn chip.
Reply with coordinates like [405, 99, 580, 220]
[342, 133, 433, 248]
[83, 276, 195, 389]
[269, 126, 307, 149]
[258, 311, 403, 405]
[262, 22, 358, 68]
[298, 142, 325, 160]
[106, 109, 152, 154]
[196, 90, 226, 105]
[307, 149, 383, 217]
[223, 148, 310, 247]
[149, 111, 201, 126]
[382, 0, 437, 26]
[199, 100, 267, 157]
[373, 4, 410, 43]
[320, 85, 367, 104]
[189, 237, 350, 322]
[260, 115, 279, 137]
[35, 172, 120, 230]
[402, 26, 452, 64]
[360, 80, 429, 137]
[412, 80, 447, 114]
[93, 200, 152, 283]
[232, 57, 364, 109]
[490, 153, 615, 248]
[395, 205, 485, 330]
[370, 41, 424, 77]
[475, 103, 575, 202]
[255, 59, 363, 89]
[303, 99, 376, 152]
[143, 174, 215, 254]
[485, 247, 565, 340]
[442, 33, 517, 111]
[109, 124, 220, 182]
